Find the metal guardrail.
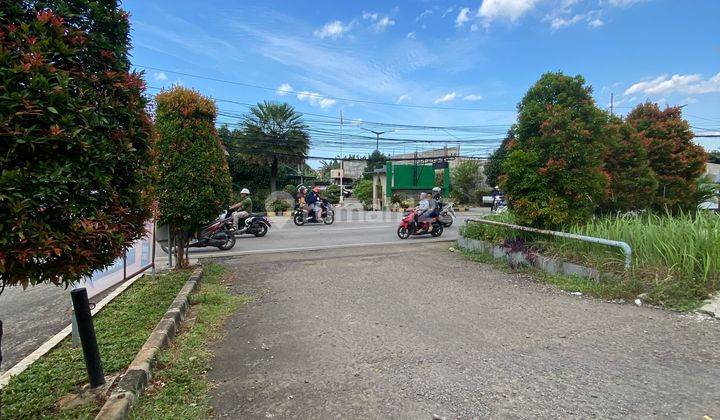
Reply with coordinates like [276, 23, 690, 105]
[465, 218, 633, 269]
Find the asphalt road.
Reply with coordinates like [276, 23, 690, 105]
[0, 210, 471, 374]
[210, 243, 720, 419]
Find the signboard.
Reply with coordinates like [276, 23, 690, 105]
[78, 221, 155, 298]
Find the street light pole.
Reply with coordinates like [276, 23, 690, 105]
[360, 127, 394, 152]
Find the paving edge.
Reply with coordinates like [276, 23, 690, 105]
[94, 265, 203, 420]
[698, 293, 720, 318]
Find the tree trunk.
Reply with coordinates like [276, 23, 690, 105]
[270, 156, 278, 192]
[174, 230, 189, 268]
[0, 320, 3, 369]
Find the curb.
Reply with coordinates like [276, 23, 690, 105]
[457, 235, 616, 282]
[94, 266, 203, 419]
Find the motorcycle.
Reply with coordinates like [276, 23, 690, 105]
[438, 201, 456, 227]
[160, 216, 235, 253]
[491, 195, 508, 213]
[223, 211, 271, 237]
[397, 210, 444, 239]
[293, 200, 335, 226]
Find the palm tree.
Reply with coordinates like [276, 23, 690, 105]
[241, 101, 310, 191]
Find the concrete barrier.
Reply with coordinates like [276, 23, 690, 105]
[458, 235, 614, 282]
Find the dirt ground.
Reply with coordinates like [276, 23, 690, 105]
[209, 242, 720, 419]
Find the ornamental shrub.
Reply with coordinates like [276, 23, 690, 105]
[600, 117, 658, 213]
[502, 72, 608, 228]
[625, 102, 707, 212]
[0, 1, 154, 289]
[155, 87, 232, 266]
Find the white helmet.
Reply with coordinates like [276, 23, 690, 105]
[432, 187, 441, 192]
[241, 188, 250, 194]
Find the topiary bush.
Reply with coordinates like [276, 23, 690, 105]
[451, 160, 485, 205]
[502, 72, 608, 228]
[155, 87, 232, 266]
[353, 179, 373, 208]
[0, 0, 154, 289]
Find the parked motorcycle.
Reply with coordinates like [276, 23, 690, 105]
[293, 200, 335, 225]
[160, 216, 235, 253]
[397, 210, 444, 239]
[438, 202, 456, 227]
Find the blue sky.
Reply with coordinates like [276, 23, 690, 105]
[124, 0, 720, 162]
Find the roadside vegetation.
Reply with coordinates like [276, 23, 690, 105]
[462, 211, 720, 310]
[1, 270, 190, 419]
[131, 264, 252, 419]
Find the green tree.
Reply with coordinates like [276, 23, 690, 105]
[353, 179, 374, 208]
[451, 160, 485, 204]
[626, 102, 707, 212]
[484, 129, 515, 187]
[0, 1, 154, 290]
[155, 87, 232, 266]
[323, 184, 341, 204]
[366, 150, 388, 173]
[219, 124, 272, 199]
[502, 72, 608, 228]
[708, 150, 720, 164]
[240, 101, 310, 192]
[600, 117, 658, 213]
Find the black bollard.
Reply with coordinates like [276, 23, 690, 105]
[70, 288, 105, 388]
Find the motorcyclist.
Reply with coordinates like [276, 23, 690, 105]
[491, 186, 502, 199]
[306, 186, 323, 222]
[432, 186, 443, 211]
[414, 192, 429, 229]
[423, 192, 440, 232]
[230, 188, 252, 230]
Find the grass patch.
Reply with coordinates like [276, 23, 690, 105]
[461, 211, 720, 310]
[130, 263, 252, 419]
[1, 269, 191, 419]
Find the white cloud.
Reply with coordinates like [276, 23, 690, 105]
[588, 18, 604, 28]
[550, 14, 584, 29]
[605, 0, 646, 7]
[416, 9, 433, 22]
[434, 92, 458, 104]
[296, 91, 337, 108]
[276, 82, 293, 96]
[314, 20, 352, 39]
[362, 11, 379, 20]
[455, 8, 472, 27]
[363, 12, 395, 32]
[407, 31, 416, 39]
[372, 16, 396, 32]
[350, 118, 364, 126]
[479, 0, 540, 23]
[463, 94, 483, 101]
[154, 72, 168, 82]
[442, 6, 455, 18]
[624, 73, 720, 96]
[396, 94, 412, 104]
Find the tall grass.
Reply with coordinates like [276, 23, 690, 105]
[462, 211, 720, 309]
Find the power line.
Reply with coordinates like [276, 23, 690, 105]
[138, 65, 516, 112]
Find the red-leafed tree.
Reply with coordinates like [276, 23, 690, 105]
[501, 72, 608, 228]
[0, 1, 154, 290]
[600, 116, 658, 213]
[626, 103, 707, 212]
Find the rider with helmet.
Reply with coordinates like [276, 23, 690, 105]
[230, 188, 253, 230]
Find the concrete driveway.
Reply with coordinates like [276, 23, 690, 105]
[210, 242, 720, 419]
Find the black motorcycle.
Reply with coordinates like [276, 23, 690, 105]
[160, 216, 235, 253]
[293, 200, 335, 226]
[230, 213, 271, 237]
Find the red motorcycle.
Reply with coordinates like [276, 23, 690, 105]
[397, 210, 444, 239]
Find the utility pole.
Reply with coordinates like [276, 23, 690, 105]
[610, 93, 614, 116]
[339, 109, 344, 204]
[360, 127, 393, 152]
